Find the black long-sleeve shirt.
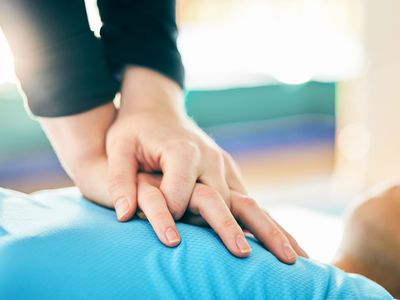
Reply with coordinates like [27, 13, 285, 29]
[0, 0, 184, 117]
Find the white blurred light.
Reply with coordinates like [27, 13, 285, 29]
[179, 1, 364, 89]
[0, 1, 364, 88]
[84, 0, 102, 37]
[0, 30, 15, 84]
[271, 206, 343, 262]
[272, 58, 314, 85]
[338, 123, 370, 160]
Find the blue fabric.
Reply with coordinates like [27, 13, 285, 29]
[0, 187, 393, 300]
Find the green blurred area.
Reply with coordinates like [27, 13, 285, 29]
[0, 84, 50, 160]
[0, 81, 335, 160]
[186, 82, 335, 127]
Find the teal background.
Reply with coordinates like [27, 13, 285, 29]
[186, 82, 335, 127]
[0, 81, 336, 188]
[0, 81, 335, 157]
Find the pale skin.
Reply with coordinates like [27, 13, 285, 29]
[40, 66, 307, 261]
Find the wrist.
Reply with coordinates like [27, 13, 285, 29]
[120, 67, 185, 117]
[40, 103, 116, 177]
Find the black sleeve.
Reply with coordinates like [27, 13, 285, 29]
[0, 0, 118, 117]
[97, 0, 185, 89]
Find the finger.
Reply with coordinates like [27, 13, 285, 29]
[160, 141, 200, 219]
[107, 143, 138, 222]
[199, 153, 231, 204]
[230, 192, 297, 264]
[271, 215, 309, 258]
[239, 208, 308, 258]
[223, 152, 247, 194]
[190, 184, 252, 258]
[138, 175, 181, 247]
[135, 174, 162, 220]
[199, 172, 231, 205]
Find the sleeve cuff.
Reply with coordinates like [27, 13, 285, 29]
[15, 31, 119, 117]
[100, 25, 185, 90]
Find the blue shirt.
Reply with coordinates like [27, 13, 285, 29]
[0, 188, 393, 299]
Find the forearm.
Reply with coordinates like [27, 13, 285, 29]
[40, 103, 116, 205]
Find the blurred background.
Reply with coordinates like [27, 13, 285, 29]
[1, 0, 400, 261]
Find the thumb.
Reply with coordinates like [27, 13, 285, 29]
[107, 143, 138, 222]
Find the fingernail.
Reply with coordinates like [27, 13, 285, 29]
[115, 197, 130, 220]
[236, 235, 252, 254]
[283, 243, 297, 261]
[165, 227, 180, 244]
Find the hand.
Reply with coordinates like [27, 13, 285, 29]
[106, 67, 307, 262]
[135, 172, 308, 261]
[106, 67, 245, 222]
[40, 68, 308, 263]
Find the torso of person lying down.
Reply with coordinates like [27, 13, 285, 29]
[0, 188, 393, 299]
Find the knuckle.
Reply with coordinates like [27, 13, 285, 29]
[207, 149, 223, 164]
[216, 151, 225, 162]
[139, 186, 160, 200]
[165, 173, 191, 189]
[194, 184, 219, 199]
[167, 201, 186, 217]
[164, 140, 200, 159]
[108, 174, 129, 193]
[221, 218, 236, 230]
[223, 151, 234, 162]
[107, 137, 135, 157]
[161, 186, 189, 207]
[267, 226, 283, 241]
[153, 210, 173, 222]
[241, 196, 258, 209]
[223, 152, 242, 174]
[287, 234, 299, 246]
